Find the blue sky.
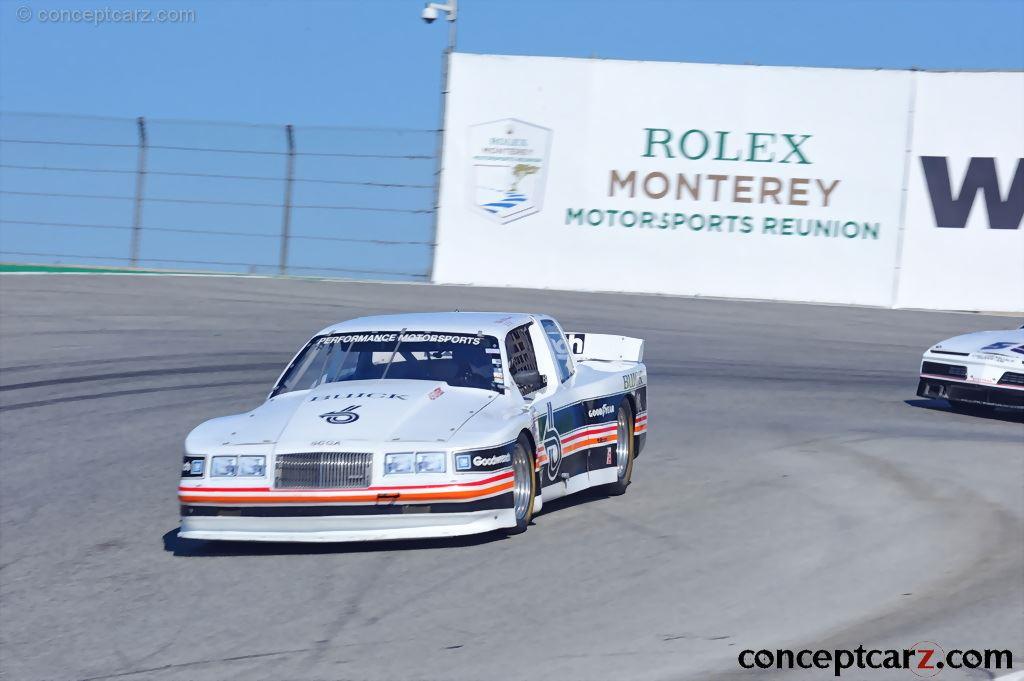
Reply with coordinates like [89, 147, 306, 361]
[1, 0, 1022, 278]
[3, 0, 1023, 126]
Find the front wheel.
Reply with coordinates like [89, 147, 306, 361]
[605, 401, 635, 496]
[504, 437, 536, 535]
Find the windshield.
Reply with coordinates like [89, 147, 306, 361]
[273, 331, 503, 396]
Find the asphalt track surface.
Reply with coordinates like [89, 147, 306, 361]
[1, 275, 1021, 681]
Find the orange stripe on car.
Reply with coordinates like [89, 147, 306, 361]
[179, 480, 514, 505]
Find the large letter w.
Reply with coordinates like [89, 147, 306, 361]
[920, 156, 1023, 229]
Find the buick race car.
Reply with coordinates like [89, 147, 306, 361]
[178, 312, 648, 542]
[917, 324, 1024, 414]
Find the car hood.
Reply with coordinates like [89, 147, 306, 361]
[932, 328, 1024, 357]
[197, 380, 500, 451]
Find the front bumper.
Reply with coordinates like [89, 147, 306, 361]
[917, 377, 1024, 410]
[179, 507, 516, 542]
[178, 464, 520, 542]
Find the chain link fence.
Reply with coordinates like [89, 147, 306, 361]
[0, 111, 438, 280]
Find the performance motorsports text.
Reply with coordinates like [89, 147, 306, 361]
[318, 333, 485, 345]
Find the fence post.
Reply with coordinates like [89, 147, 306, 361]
[129, 116, 147, 267]
[279, 124, 295, 275]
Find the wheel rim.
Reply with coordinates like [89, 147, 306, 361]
[616, 407, 631, 478]
[512, 444, 532, 520]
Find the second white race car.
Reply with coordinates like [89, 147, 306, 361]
[917, 324, 1024, 414]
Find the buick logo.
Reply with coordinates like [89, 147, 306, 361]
[319, 404, 361, 425]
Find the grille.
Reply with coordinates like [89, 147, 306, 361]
[999, 372, 1024, 386]
[274, 452, 373, 489]
[922, 361, 967, 379]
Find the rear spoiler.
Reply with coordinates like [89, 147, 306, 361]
[565, 333, 644, 363]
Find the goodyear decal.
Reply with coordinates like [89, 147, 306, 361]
[534, 390, 648, 488]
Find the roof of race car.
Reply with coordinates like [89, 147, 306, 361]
[315, 311, 538, 337]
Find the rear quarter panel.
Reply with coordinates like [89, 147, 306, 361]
[572, 359, 649, 455]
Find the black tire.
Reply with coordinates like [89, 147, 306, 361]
[504, 437, 536, 535]
[949, 400, 996, 416]
[605, 401, 635, 496]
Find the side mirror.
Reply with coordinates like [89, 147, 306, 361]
[513, 370, 547, 394]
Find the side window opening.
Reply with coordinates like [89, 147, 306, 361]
[505, 323, 544, 395]
[540, 319, 573, 383]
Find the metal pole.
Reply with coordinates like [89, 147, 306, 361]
[427, 4, 456, 282]
[448, 1, 457, 50]
[129, 116, 147, 267]
[279, 123, 295, 275]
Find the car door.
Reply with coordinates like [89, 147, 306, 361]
[505, 321, 574, 500]
[533, 318, 591, 495]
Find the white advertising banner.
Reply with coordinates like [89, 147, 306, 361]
[435, 54, 913, 307]
[895, 71, 1024, 312]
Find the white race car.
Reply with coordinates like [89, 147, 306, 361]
[917, 324, 1024, 414]
[178, 312, 648, 542]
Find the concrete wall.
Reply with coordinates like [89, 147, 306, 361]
[434, 54, 1023, 312]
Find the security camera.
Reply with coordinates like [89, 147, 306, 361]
[421, 2, 455, 23]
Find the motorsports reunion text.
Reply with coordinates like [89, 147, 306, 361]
[567, 127, 878, 240]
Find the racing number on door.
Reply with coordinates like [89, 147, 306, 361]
[543, 401, 563, 481]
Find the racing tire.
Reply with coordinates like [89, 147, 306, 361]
[504, 436, 536, 535]
[949, 400, 996, 416]
[605, 401, 635, 496]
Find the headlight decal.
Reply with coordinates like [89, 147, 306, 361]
[384, 451, 449, 475]
[210, 455, 266, 477]
[238, 456, 266, 477]
[181, 455, 205, 478]
[211, 456, 238, 477]
[415, 452, 446, 474]
[384, 452, 415, 475]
